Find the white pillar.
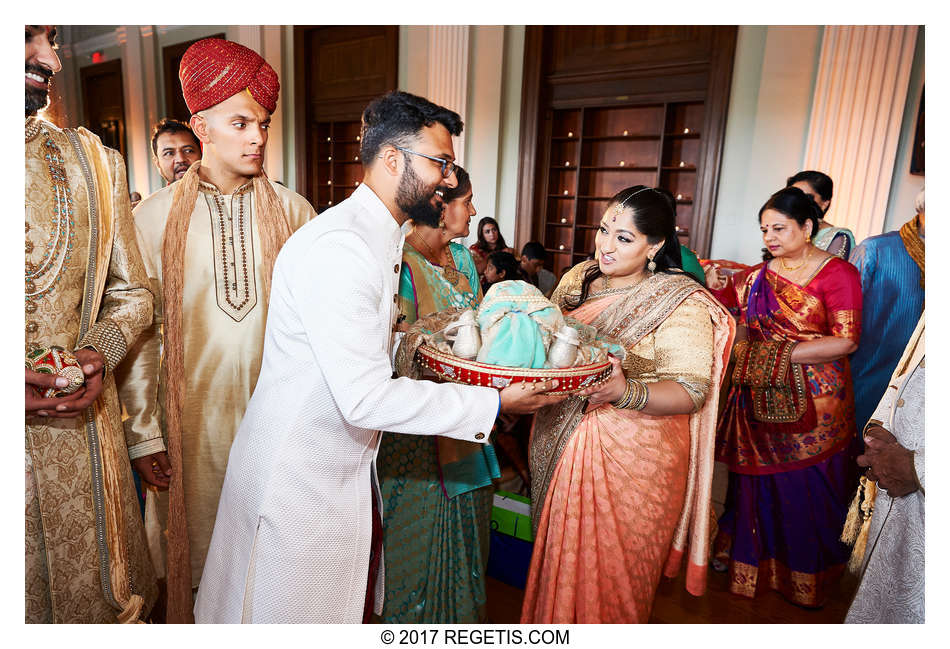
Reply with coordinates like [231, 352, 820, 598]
[802, 25, 918, 242]
[117, 26, 151, 198]
[261, 26, 284, 183]
[463, 26, 505, 247]
[55, 38, 81, 128]
[426, 26, 470, 166]
[228, 25, 283, 182]
[138, 25, 162, 194]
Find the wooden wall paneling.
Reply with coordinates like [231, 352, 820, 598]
[546, 26, 713, 76]
[910, 86, 924, 175]
[519, 25, 737, 264]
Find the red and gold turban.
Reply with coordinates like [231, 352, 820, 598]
[179, 38, 279, 115]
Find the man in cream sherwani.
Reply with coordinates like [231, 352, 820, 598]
[195, 91, 564, 623]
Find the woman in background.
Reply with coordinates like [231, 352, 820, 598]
[708, 186, 862, 607]
[378, 167, 500, 623]
[469, 216, 514, 276]
[786, 170, 855, 259]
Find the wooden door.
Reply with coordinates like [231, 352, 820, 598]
[293, 25, 398, 206]
[80, 58, 127, 158]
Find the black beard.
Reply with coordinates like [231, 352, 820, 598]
[25, 63, 52, 116]
[25, 88, 48, 116]
[396, 161, 442, 227]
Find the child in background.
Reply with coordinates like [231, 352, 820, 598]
[483, 250, 523, 291]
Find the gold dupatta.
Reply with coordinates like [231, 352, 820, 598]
[842, 313, 925, 573]
[66, 127, 146, 622]
[899, 214, 925, 289]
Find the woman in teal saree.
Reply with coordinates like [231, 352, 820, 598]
[377, 167, 501, 623]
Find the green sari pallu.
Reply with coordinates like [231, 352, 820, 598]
[378, 241, 501, 623]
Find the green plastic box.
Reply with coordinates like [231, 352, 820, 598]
[491, 490, 533, 542]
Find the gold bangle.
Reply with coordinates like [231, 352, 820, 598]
[612, 379, 634, 409]
[631, 379, 649, 411]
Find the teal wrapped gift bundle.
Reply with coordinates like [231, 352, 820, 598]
[476, 280, 564, 368]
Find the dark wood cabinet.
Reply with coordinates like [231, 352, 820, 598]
[309, 119, 364, 212]
[517, 26, 736, 268]
[293, 26, 398, 210]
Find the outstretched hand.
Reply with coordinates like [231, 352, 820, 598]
[578, 356, 626, 405]
[704, 263, 727, 290]
[499, 379, 567, 415]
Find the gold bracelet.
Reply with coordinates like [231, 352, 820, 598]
[631, 379, 649, 411]
[612, 379, 634, 409]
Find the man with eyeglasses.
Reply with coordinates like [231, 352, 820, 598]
[196, 90, 566, 623]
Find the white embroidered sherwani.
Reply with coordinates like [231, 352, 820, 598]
[846, 318, 925, 624]
[116, 179, 315, 587]
[194, 183, 499, 623]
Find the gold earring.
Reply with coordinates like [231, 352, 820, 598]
[647, 256, 657, 274]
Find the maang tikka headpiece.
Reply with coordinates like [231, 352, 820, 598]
[612, 186, 656, 221]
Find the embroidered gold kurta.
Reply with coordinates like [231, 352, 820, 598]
[117, 178, 314, 586]
[25, 119, 157, 623]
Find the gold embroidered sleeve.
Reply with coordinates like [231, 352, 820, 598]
[114, 198, 166, 460]
[86, 149, 154, 372]
[78, 318, 127, 373]
[830, 309, 860, 343]
[651, 295, 715, 411]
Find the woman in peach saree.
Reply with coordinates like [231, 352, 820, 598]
[521, 186, 735, 623]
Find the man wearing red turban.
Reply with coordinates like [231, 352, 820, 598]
[115, 37, 316, 623]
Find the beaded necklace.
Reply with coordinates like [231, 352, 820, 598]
[211, 191, 252, 312]
[25, 118, 76, 316]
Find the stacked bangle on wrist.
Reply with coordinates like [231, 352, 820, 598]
[612, 378, 649, 411]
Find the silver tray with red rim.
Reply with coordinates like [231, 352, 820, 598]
[415, 344, 612, 394]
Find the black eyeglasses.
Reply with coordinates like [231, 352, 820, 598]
[394, 146, 457, 178]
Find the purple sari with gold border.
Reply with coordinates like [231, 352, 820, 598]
[713, 256, 863, 607]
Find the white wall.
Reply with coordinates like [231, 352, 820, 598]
[882, 27, 925, 232]
[709, 26, 823, 264]
[495, 26, 527, 251]
[56, 24, 921, 249]
[397, 25, 523, 249]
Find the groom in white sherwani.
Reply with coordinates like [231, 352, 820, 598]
[195, 91, 564, 623]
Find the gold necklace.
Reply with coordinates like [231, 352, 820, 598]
[780, 248, 810, 272]
[601, 272, 644, 294]
[25, 124, 75, 309]
[412, 230, 460, 287]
